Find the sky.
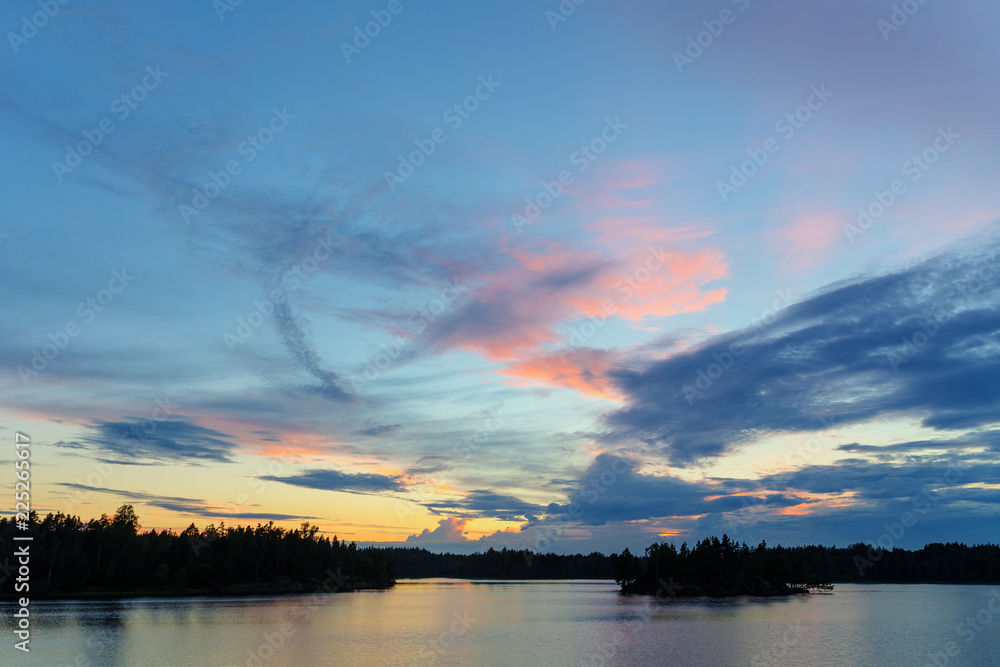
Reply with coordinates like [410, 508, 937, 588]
[2, 0, 999, 555]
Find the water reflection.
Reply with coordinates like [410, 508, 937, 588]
[1, 582, 998, 666]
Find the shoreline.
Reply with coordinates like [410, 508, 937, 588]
[12, 578, 1000, 603]
[0, 580, 395, 602]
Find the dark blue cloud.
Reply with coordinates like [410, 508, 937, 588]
[77, 417, 239, 463]
[421, 489, 544, 522]
[356, 423, 403, 437]
[604, 236, 1000, 464]
[544, 453, 807, 527]
[746, 458, 997, 500]
[837, 430, 1000, 455]
[538, 448, 1000, 546]
[261, 468, 404, 494]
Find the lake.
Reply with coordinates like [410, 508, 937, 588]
[2, 580, 998, 666]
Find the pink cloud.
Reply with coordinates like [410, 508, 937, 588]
[500, 348, 625, 401]
[592, 158, 683, 190]
[767, 213, 844, 273]
[433, 240, 728, 364]
[397, 158, 731, 398]
[569, 158, 684, 212]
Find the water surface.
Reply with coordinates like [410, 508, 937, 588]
[2, 580, 998, 665]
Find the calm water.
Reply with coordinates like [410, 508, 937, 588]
[2, 580, 998, 666]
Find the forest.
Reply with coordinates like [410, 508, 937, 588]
[383, 547, 613, 579]
[0, 506, 393, 598]
[2, 508, 998, 599]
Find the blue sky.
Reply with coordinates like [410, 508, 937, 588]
[2, 0, 999, 554]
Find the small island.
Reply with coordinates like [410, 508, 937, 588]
[611, 536, 833, 597]
[610, 536, 1000, 597]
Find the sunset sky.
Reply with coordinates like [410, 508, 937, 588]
[3, 0, 999, 555]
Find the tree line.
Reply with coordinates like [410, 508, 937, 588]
[0, 506, 393, 598]
[383, 547, 613, 579]
[611, 536, 1000, 596]
[3, 508, 997, 599]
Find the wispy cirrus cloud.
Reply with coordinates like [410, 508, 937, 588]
[56, 483, 321, 523]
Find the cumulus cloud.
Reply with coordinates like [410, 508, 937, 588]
[405, 517, 470, 544]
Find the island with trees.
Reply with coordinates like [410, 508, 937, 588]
[611, 536, 1000, 597]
